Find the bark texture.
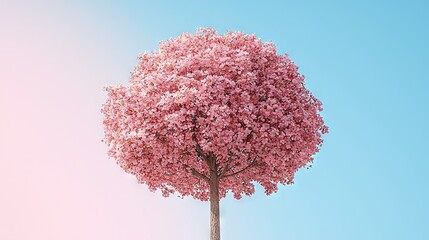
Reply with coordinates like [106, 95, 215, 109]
[210, 171, 220, 240]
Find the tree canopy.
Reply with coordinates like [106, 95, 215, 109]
[102, 28, 328, 201]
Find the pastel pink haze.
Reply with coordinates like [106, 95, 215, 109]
[1, 3, 208, 240]
[102, 28, 328, 201]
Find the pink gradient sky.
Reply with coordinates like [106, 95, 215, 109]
[0, 2, 208, 239]
[3, 1, 429, 240]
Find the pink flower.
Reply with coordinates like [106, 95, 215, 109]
[102, 28, 328, 201]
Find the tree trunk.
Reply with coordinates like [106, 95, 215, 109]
[210, 177, 220, 240]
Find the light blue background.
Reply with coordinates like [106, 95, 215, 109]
[78, 1, 429, 239]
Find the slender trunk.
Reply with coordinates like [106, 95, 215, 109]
[209, 175, 220, 240]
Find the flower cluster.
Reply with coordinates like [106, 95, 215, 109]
[102, 28, 328, 200]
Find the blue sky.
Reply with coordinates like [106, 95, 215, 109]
[92, 0, 429, 239]
[2, 1, 427, 239]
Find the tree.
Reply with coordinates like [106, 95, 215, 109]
[102, 28, 328, 240]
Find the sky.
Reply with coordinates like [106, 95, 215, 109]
[1, 0, 428, 239]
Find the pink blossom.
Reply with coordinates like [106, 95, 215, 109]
[102, 28, 328, 201]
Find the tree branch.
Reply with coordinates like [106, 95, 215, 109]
[183, 164, 210, 182]
[218, 156, 233, 177]
[190, 112, 219, 176]
[208, 151, 217, 173]
[192, 133, 208, 160]
[191, 113, 212, 168]
[220, 159, 263, 179]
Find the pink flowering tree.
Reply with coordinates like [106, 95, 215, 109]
[102, 28, 327, 240]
